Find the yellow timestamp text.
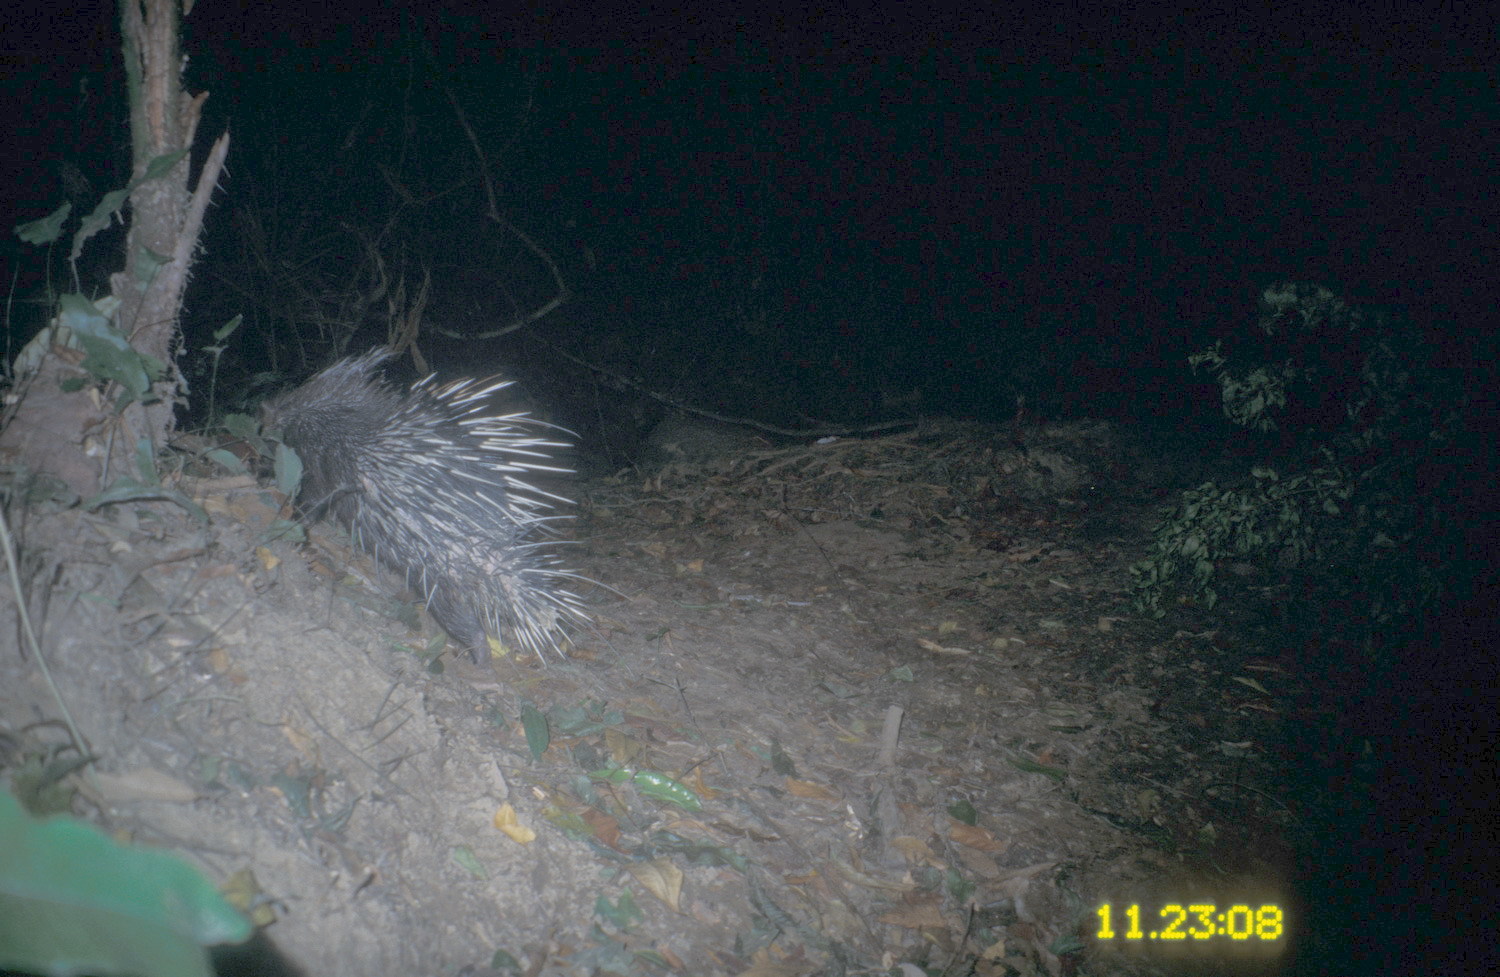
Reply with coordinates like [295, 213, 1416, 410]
[1095, 902, 1285, 942]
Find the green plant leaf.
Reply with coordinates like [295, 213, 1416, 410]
[14, 202, 72, 245]
[73, 187, 131, 261]
[521, 704, 550, 761]
[273, 442, 304, 498]
[141, 149, 190, 182]
[0, 788, 250, 977]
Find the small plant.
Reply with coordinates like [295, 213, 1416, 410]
[1130, 465, 1352, 618]
[1132, 282, 1467, 639]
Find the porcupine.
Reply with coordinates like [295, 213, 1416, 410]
[261, 348, 589, 661]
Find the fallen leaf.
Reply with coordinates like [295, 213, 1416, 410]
[917, 637, 973, 655]
[877, 903, 947, 929]
[493, 803, 536, 843]
[784, 778, 840, 802]
[627, 858, 684, 911]
[221, 868, 277, 928]
[581, 807, 624, 850]
[890, 835, 938, 865]
[950, 821, 1004, 852]
[280, 721, 315, 760]
[831, 858, 913, 892]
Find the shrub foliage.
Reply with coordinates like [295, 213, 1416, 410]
[1132, 282, 1470, 640]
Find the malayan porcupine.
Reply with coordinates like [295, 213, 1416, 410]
[261, 348, 589, 661]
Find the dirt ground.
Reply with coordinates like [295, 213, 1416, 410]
[0, 417, 1418, 976]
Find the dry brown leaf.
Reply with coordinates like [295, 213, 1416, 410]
[830, 858, 913, 892]
[206, 646, 233, 674]
[627, 858, 684, 911]
[950, 820, 1004, 851]
[784, 777, 841, 802]
[280, 720, 315, 760]
[995, 860, 1057, 883]
[683, 764, 717, 801]
[581, 807, 624, 851]
[955, 844, 1002, 880]
[604, 727, 644, 765]
[890, 835, 938, 865]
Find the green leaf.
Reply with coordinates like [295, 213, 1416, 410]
[142, 149, 190, 182]
[130, 245, 173, 286]
[946, 868, 976, 904]
[0, 788, 250, 977]
[627, 771, 702, 811]
[1008, 756, 1068, 781]
[72, 187, 131, 261]
[521, 704, 549, 761]
[213, 313, 244, 343]
[594, 889, 642, 929]
[205, 448, 249, 475]
[86, 478, 209, 525]
[219, 412, 261, 440]
[947, 798, 978, 825]
[134, 436, 159, 485]
[768, 738, 796, 777]
[57, 292, 114, 338]
[14, 202, 72, 245]
[66, 309, 168, 404]
[274, 442, 304, 498]
[449, 846, 486, 880]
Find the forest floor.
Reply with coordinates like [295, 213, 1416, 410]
[2, 416, 1457, 977]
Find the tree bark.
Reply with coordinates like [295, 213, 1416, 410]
[0, 0, 227, 496]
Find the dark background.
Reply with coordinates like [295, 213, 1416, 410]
[2, 4, 1492, 446]
[2, 7, 1496, 972]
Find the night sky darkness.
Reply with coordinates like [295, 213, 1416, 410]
[2, 4, 1492, 429]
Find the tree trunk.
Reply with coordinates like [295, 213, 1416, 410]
[0, 0, 227, 496]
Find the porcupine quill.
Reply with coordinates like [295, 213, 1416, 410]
[261, 349, 590, 661]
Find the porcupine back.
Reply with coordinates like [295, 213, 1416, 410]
[262, 349, 588, 660]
